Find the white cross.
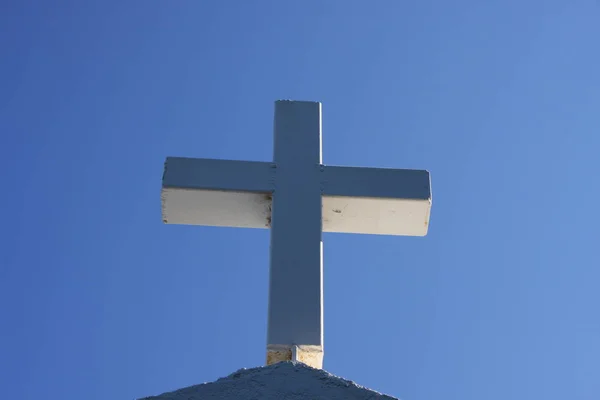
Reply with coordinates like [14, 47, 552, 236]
[161, 100, 431, 369]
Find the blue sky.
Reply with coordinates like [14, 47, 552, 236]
[1, 1, 599, 399]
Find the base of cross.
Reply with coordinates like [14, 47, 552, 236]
[267, 344, 324, 369]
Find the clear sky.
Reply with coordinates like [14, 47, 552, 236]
[1, 1, 599, 399]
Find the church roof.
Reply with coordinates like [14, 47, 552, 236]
[140, 361, 397, 400]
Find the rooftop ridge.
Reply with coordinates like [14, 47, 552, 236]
[140, 361, 398, 400]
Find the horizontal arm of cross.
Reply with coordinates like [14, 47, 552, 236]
[163, 157, 275, 192]
[321, 165, 431, 236]
[161, 157, 275, 228]
[161, 157, 431, 236]
[321, 165, 430, 199]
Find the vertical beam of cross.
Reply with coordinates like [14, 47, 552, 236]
[266, 101, 324, 367]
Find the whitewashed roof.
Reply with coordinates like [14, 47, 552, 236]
[140, 361, 397, 400]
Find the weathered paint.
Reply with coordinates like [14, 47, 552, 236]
[266, 344, 323, 368]
[322, 197, 431, 236]
[161, 188, 272, 228]
[161, 157, 274, 227]
[161, 100, 432, 369]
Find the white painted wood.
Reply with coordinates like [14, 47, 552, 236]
[161, 189, 271, 228]
[161, 100, 432, 369]
[162, 187, 431, 235]
[162, 157, 274, 192]
[322, 197, 430, 236]
[321, 165, 431, 236]
[162, 157, 274, 228]
[267, 101, 323, 348]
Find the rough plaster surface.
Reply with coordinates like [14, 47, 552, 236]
[139, 361, 398, 400]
